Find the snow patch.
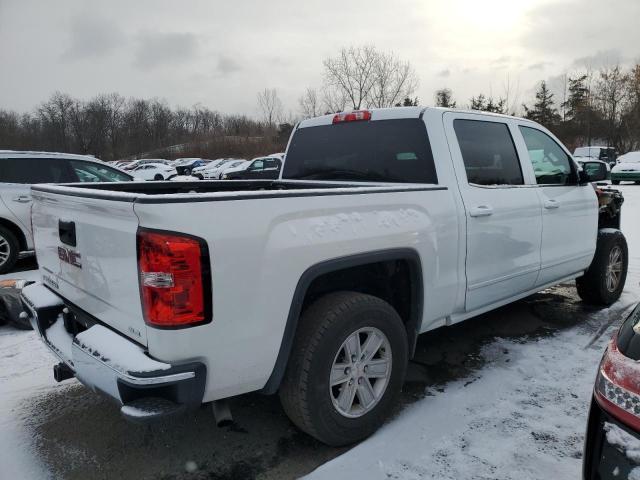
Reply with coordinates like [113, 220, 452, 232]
[604, 422, 640, 463]
[45, 316, 73, 362]
[21, 282, 62, 309]
[74, 325, 169, 374]
[120, 404, 159, 419]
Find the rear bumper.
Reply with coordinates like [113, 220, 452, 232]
[20, 283, 206, 422]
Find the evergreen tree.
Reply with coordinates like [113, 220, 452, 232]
[523, 81, 561, 127]
[435, 88, 456, 108]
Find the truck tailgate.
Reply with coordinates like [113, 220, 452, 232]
[31, 190, 147, 345]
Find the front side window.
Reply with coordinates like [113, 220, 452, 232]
[0, 158, 74, 183]
[453, 120, 523, 186]
[519, 126, 576, 185]
[283, 119, 437, 183]
[69, 161, 132, 182]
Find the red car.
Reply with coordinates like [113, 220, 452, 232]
[584, 304, 640, 479]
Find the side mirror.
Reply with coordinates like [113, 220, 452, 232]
[580, 161, 608, 183]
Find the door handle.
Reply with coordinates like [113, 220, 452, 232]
[469, 205, 494, 217]
[544, 199, 560, 209]
[12, 195, 31, 203]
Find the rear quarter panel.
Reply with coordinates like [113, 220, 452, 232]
[135, 187, 460, 401]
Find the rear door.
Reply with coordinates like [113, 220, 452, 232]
[514, 124, 597, 285]
[0, 157, 75, 232]
[31, 189, 148, 344]
[444, 112, 543, 312]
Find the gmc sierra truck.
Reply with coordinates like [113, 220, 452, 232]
[21, 107, 628, 446]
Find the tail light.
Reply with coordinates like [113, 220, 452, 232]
[137, 228, 212, 328]
[594, 337, 640, 431]
[333, 110, 372, 124]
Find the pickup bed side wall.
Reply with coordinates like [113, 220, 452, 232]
[134, 187, 460, 401]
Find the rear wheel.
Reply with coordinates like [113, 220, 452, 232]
[153, 174, 164, 181]
[279, 291, 408, 446]
[194, 174, 203, 180]
[612, 180, 620, 185]
[577, 229, 628, 306]
[0, 226, 19, 274]
[184, 168, 192, 176]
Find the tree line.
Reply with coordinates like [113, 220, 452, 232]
[0, 92, 285, 161]
[434, 64, 640, 152]
[2, 45, 640, 160]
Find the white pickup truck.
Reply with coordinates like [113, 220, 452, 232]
[22, 107, 627, 446]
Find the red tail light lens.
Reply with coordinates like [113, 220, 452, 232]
[594, 337, 640, 431]
[137, 229, 211, 328]
[333, 110, 372, 124]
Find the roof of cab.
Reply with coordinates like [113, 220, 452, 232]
[0, 150, 101, 162]
[296, 106, 532, 129]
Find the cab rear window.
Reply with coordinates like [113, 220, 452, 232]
[282, 119, 437, 183]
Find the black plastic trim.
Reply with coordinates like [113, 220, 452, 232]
[136, 227, 213, 330]
[117, 361, 207, 410]
[261, 248, 424, 394]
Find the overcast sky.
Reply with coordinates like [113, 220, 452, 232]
[0, 0, 638, 117]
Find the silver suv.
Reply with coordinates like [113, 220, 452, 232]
[0, 150, 133, 273]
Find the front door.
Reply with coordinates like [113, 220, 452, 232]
[515, 124, 598, 285]
[444, 113, 543, 312]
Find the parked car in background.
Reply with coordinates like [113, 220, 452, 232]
[583, 304, 640, 480]
[22, 107, 625, 447]
[174, 158, 209, 176]
[576, 158, 611, 180]
[130, 162, 177, 181]
[611, 152, 640, 185]
[202, 159, 247, 179]
[574, 146, 618, 168]
[223, 155, 282, 180]
[0, 150, 133, 273]
[191, 159, 236, 179]
[123, 159, 172, 171]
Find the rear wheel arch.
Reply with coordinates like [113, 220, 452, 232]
[0, 217, 28, 251]
[261, 248, 423, 394]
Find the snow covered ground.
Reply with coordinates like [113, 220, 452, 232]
[0, 185, 639, 479]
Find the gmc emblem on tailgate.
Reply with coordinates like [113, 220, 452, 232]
[58, 246, 82, 269]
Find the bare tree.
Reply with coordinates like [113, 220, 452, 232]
[298, 87, 320, 118]
[321, 85, 348, 113]
[595, 65, 630, 147]
[367, 51, 418, 108]
[257, 88, 283, 127]
[323, 46, 379, 110]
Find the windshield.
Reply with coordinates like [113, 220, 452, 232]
[283, 119, 437, 183]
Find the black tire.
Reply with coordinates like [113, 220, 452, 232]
[153, 174, 164, 181]
[194, 174, 203, 180]
[577, 229, 628, 306]
[612, 180, 620, 185]
[184, 168, 192, 176]
[0, 226, 19, 274]
[279, 291, 408, 446]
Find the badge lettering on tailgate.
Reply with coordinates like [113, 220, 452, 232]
[58, 246, 82, 269]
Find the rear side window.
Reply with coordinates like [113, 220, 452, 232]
[519, 126, 576, 185]
[453, 120, 523, 186]
[69, 160, 132, 182]
[0, 158, 75, 184]
[283, 119, 437, 183]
